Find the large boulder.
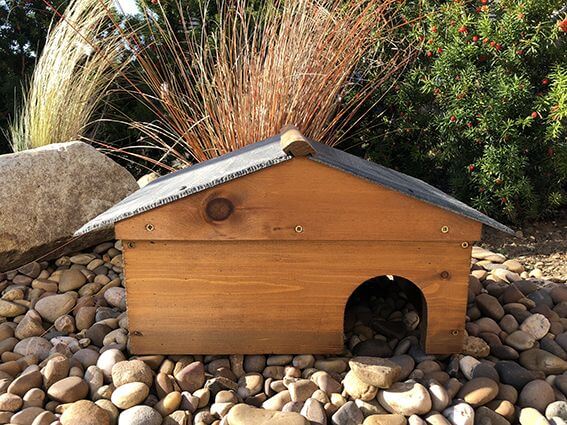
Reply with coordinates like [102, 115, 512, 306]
[0, 142, 137, 271]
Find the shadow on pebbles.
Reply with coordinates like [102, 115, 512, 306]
[0, 242, 567, 424]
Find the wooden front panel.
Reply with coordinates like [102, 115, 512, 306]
[123, 240, 470, 354]
[116, 159, 482, 242]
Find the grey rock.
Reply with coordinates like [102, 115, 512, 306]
[0, 142, 136, 272]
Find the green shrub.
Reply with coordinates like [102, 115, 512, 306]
[368, 0, 567, 222]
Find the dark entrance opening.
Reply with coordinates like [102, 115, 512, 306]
[344, 275, 427, 356]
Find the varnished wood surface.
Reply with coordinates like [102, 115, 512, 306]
[123, 240, 470, 355]
[116, 159, 482, 242]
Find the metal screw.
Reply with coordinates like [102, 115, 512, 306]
[440, 271, 450, 279]
[451, 329, 460, 336]
[441, 225, 449, 233]
[295, 225, 304, 233]
[145, 223, 155, 232]
[461, 241, 470, 249]
[127, 241, 136, 249]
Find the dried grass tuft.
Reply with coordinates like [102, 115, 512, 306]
[9, 0, 124, 151]
[119, 0, 410, 167]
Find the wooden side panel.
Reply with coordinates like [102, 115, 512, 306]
[123, 240, 470, 354]
[116, 159, 482, 242]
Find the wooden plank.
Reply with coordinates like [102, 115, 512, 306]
[116, 159, 482, 242]
[123, 240, 470, 354]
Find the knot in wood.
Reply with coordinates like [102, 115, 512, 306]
[205, 197, 234, 221]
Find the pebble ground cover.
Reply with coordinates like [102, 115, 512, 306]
[0, 242, 566, 424]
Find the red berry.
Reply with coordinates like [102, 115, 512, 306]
[458, 26, 468, 33]
[431, 26, 438, 33]
[151, 0, 158, 3]
[472, 35, 479, 42]
[480, 0, 487, 4]
[495, 43, 502, 51]
[516, 49, 524, 55]
[467, 122, 473, 128]
[426, 51, 433, 57]
[542, 78, 550, 85]
[450, 115, 457, 122]
[501, 197, 507, 203]
[531, 111, 538, 119]
[479, 55, 487, 62]
[468, 164, 475, 172]
[558, 18, 567, 33]
[483, 37, 489, 44]
[437, 47, 443, 54]
[490, 40, 496, 47]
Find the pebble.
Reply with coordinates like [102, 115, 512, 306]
[300, 398, 327, 424]
[521, 314, 551, 340]
[118, 405, 163, 425]
[111, 382, 150, 409]
[14, 310, 44, 340]
[519, 407, 551, 425]
[476, 294, 505, 320]
[457, 377, 499, 406]
[519, 348, 567, 374]
[461, 336, 490, 358]
[0, 393, 23, 411]
[47, 376, 89, 403]
[377, 381, 432, 416]
[175, 361, 205, 392]
[13, 337, 52, 361]
[505, 330, 535, 351]
[58, 269, 87, 292]
[34, 293, 76, 322]
[228, 403, 309, 425]
[495, 361, 537, 390]
[60, 399, 110, 425]
[443, 402, 474, 425]
[111, 359, 153, 387]
[332, 401, 364, 425]
[363, 414, 407, 425]
[519, 380, 556, 412]
[96, 348, 126, 381]
[343, 371, 378, 401]
[349, 357, 401, 388]
[8, 368, 42, 397]
[546, 401, 567, 421]
[0, 299, 27, 317]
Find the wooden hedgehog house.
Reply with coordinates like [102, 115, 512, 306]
[77, 126, 513, 355]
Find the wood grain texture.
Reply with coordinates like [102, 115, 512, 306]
[123, 240, 470, 355]
[116, 158, 482, 242]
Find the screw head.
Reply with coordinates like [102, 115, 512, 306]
[295, 225, 304, 233]
[441, 225, 450, 233]
[440, 271, 450, 279]
[145, 223, 155, 232]
[451, 329, 460, 336]
[461, 241, 470, 248]
[127, 241, 136, 249]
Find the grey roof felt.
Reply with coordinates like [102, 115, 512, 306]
[75, 134, 514, 236]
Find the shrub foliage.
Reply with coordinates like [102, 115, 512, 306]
[369, 0, 567, 222]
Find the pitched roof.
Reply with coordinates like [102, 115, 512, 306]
[75, 134, 514, 236]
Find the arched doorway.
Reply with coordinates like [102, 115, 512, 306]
[344, 275, 427, 356]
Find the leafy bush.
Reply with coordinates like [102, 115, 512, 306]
[368, 0, 567, 222]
